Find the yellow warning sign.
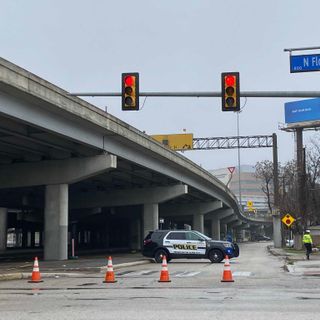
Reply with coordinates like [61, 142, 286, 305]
[247, 200, 253, 207]
[281, 214, 296, 227]
[151, 133, 193, 151]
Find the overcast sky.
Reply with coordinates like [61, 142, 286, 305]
[1, 1, 320, 170]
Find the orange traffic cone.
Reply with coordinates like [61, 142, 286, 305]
[158, 255, 171, 282]
[103, 256, 117, 283]
[221, 255, 234, 282]
[28, 257, 43, 283]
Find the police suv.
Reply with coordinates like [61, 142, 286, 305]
[142, 229, 239, 263]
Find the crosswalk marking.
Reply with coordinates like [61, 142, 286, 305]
[117, 269, 252, 278]
[116, 270, 134, 276]
[233, 271, 252, 277]
[173, 271, 201, 277]
[117, 269, 202, 278]
[120, 270, 158, 276]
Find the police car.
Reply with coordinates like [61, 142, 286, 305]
[142, 229, 239, 263]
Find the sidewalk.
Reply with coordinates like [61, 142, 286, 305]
[268, 245, 320, 276]
[0, 252, 152, 281]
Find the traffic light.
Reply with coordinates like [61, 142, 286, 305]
[221, 72, 240, 112]
[122, 73, 139, 111]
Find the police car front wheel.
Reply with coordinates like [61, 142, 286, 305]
[208, 249, 224, 263]
[154, 249, 169, 263]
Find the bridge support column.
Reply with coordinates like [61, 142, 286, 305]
[143, 204, 159, 238]
[0, 208, 7, 251]
[232, 227, 240, 241]
[210, 219, 220, 240]
[162, 201, 222, 234]
[221, 224, 228, 240]
[193, 214, 204, 233]
[44, 184, 68, 260]
[131, 218, 141, 251]
[273, 213, 282, 248]
[206, 208, 234, 240]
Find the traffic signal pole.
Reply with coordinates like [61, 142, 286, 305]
[69, 91, 320, 98]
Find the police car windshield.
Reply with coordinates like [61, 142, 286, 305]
[193, 231, 211, 240]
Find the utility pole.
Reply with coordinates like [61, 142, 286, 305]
[296, 128, 306, 227]
[272, 133, 282, 248]
[272, 133, 279, 208]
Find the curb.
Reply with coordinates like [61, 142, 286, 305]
[0, 273, 23, 281]
[267, 245, 297, 273]
[0, 259, 152, 282]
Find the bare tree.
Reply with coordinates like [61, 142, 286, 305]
[305, 135, 320, 225]
[278, 160, 299, 217]
[255, 160, 274, 213]
[254, 133, 320, 229]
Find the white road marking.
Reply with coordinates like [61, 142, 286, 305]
[128, 270, 156, 276]
[232, 271, 252, 277]
[174, 271, 201, 277]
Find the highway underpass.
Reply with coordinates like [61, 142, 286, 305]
[0, 58, 271, 260]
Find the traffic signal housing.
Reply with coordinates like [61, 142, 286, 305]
[221, 72, 240, 112]
[122, 73, 139, 111]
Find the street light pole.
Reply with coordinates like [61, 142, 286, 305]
[236, 112, 242, 208]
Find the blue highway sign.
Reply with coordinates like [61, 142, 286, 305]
[290, 54, 320, 73]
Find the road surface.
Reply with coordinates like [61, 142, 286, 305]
[0, 242, 319, 320]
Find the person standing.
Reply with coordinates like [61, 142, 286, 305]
[302, 230, 313, 260]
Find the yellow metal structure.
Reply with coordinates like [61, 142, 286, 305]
[151, 133, 193, 151]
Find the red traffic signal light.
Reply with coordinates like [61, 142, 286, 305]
[122, 73, 139, 111]
[221, 72, 240, 112]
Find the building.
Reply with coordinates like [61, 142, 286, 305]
[210, 165, 269, 214]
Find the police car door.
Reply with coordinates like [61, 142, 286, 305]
[185, 231, 206, 257]
[163, 231, 187, 256]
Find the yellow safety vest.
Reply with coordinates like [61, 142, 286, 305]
[302, 234, 313, 244]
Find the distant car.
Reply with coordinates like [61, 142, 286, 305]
[255, 235, 271, 241]
[286, 239, 294, 248]
[142, 229, 239, 263]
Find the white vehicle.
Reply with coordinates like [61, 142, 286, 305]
[286, 239, 294, 248]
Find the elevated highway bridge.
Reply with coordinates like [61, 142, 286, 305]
[0, 58, 271, 260]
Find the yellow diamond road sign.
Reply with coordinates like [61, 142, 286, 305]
[281, 214, 296, 227]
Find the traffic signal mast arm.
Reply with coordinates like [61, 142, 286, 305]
[69, 91, 320, 98]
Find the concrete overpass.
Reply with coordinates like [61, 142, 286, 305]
[0, 58, 265, 260]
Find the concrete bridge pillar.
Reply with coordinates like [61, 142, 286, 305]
[210, 219, 220, 240]
[193, 214, 204, 233]
[0, 208, 7, 251]
[131, 218, 141, 251]
[143, 203, 159, 238]
[206, 208, 234, 240]
[273, 213, 282, 248]
[162, 200, 222, 235]
[221, 223, 228, 240]
[44, 184, 68, 260]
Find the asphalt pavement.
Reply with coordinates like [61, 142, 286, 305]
[0, 242, 320, 281]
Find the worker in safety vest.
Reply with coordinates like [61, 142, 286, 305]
[302, 230, 313, 260]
